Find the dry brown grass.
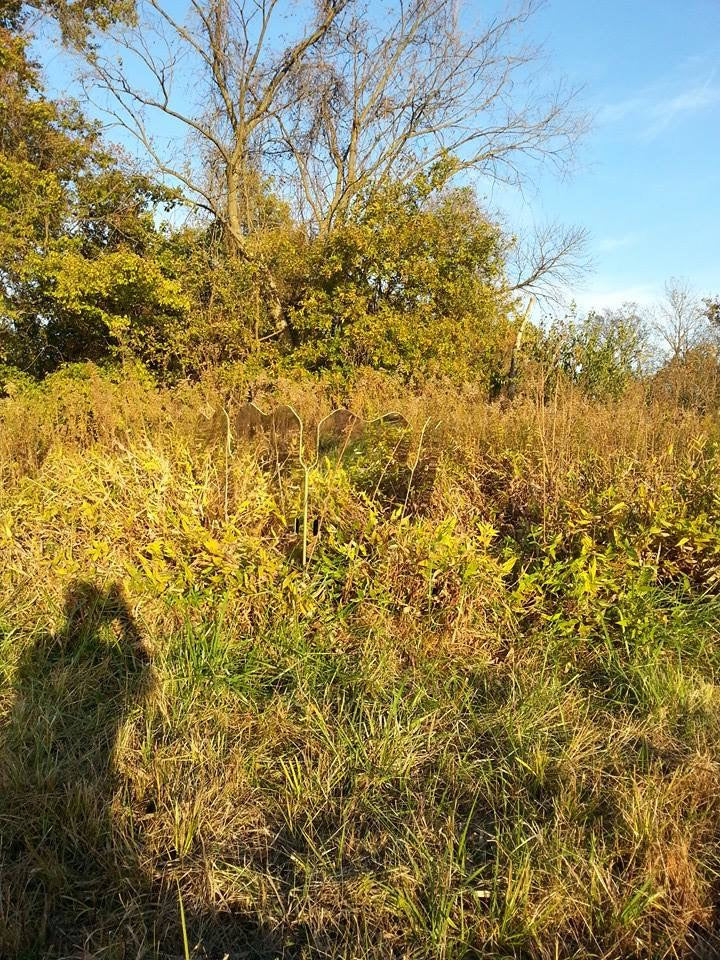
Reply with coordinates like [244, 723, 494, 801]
[1, 364, 720, 959]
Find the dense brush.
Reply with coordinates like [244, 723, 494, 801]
[1, 364, 720, 959]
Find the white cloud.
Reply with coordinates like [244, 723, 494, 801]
[645, 81, 720, 136]
[595, 232, 639, 254]
[597, 97, 646, 125]
[598, 73, 720, 139]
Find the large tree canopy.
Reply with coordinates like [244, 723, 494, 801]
[76, 0, 586, 296]
[0, 0, 591, 386]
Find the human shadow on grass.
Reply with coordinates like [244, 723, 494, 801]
[0, 580, 155, 958]
[0, 581, 294, 960]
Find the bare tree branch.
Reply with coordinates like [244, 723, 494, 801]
[651, 279, 711, 362]
[280, 0, 586, 232]
[507, 222, 591, 306]
[78, 0, 348, 251]
[78, 0, 584, 239]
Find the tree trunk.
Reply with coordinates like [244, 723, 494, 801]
[506, 299, 533, 401]
[225, 168, 284, 331]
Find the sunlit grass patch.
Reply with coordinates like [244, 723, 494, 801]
[2, 370, 720, 957]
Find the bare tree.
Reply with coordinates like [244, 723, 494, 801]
[653, 279, 710, 363]
[85, 0, 351, 244]
[506, 221, 590, 306]
[278, 0, 586, 234]
[79, 0, 584, 230]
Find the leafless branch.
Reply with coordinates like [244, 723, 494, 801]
[76, 0, 584, 243]
[650, 279, 712, 362]
[507, 222, 591, 306]
[279, 0, 586, 232]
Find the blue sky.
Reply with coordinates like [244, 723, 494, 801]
[488, 0, 720, 311]
[39, 0, 720, 313]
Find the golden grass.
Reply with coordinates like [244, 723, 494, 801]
[1, 364, 720, 958]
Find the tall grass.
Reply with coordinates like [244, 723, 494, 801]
[1, 363, 720, 958]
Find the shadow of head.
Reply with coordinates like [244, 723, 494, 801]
[61, 579, 147, 660]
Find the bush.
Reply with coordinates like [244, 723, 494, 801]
[286, 177, 516, 384]
[537, 306, 649, 401]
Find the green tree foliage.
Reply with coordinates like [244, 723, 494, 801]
[153, 198, 308, 374]
[106, 172, 516, 384]
[0, 12, 185, 375]
[287, 174, 514, 382]
[540, 306, 648, 400]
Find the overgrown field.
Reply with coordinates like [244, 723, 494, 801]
[2, 365, 720, 959]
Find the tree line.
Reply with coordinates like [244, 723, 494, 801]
[0, 0, 717, 398]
